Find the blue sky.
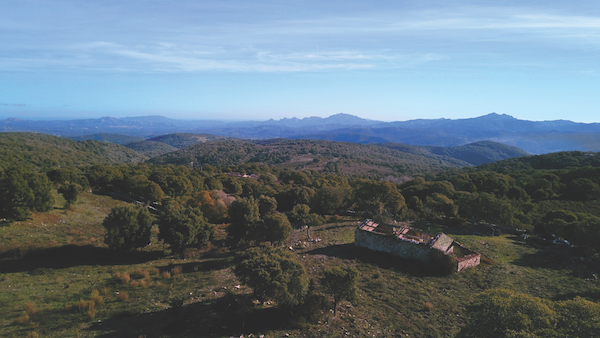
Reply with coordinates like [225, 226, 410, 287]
[1, 0, 599, 122]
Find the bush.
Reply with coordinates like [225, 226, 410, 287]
[24, 302, 36, 315]
[116, 292, 129, 302]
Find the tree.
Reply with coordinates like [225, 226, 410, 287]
[0, 166, 54, 222]
[158, 205, 213, 254]
[234, 246, 309, 307]
[258, 195, 278, 217]
[102, 205, 153, 250]
[564, 178, 600, 201]
[554, 297, 600, 337]
[254, 213, 292, 245]
[289, 204, 325, 239]
[310, 186, 347, 215]
[321, 266, 359, 316]
[275, 186, 315, 212]
[457, 192, 516, 227]
[460, 289, 556, 338]
[188, 190, 228, 223]
[352, 179, 405, 217]
[227, 197, 260, 246]
[423, 193, 458, 219]
[58, 182, 82, 207]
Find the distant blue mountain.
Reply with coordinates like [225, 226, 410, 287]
[2, 113, 600, 154]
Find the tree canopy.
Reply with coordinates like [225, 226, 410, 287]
[102, 205, 153, 250]
[321, 266, 359, 316]
[234, 246, 309, 307]
[157, 204, 213, 254]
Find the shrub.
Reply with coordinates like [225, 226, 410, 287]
[132, 268, 150, 279]
[171, 266, 182, 276]
[423, 302, 434, 311]
[87, 307, 97, 320]
[99, 287, 110, 297]
[162, 271, 171, 279]
[17, 314, 29, 324]
[90, 289, 103, 305]
[76, 299, 95, 313]
[24, 302, 36, 315]
[26, 332, 38, 338]
[116, 292, 129, 302]
[114, 271, 131, 284]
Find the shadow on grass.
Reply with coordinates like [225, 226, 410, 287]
[0, 245, 164, 272]
[159, 256, 235, 275]
[552, 290, 600, 302]
[314, 223, 353, 232]
[305, 244, 447, 277]
[89, 293, 295, 338]
[512, 245, 581, 270]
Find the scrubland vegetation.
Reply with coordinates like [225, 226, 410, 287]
[1, 133, 600, 337]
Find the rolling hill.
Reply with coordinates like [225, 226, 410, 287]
[70, 133, 145, 145]
[146, 138, 527, 177]
[0, 132, 148, 170]
[146, 133, 229, 149]
[123, 140, 179, 158]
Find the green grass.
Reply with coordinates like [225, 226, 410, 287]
[1, 194, 599, 337]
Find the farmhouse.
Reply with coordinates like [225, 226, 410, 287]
[355, 220, 480, 272]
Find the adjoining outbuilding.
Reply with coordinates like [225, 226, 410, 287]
[355, 220, 480, 272]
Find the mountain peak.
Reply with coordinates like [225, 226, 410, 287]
[479, 113, 517, 120]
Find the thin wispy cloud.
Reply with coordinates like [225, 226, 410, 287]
[2, 3, 599, 73]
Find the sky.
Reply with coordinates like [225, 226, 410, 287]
[1, 0, 600, 122]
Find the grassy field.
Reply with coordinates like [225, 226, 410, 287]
[1, 192, 599, 337]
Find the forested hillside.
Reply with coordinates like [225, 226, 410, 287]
[124, 140, 178, 158]
[70, 133, 145, 145]
[407, 151, 600, 266]
[147, 138, 472, 177]
[2, 132, 600, 337]
[147, 133, 228, 149]
[0, 132, 147, 170]
[478, 151, 600, 172]
[424, 140, 529, 166]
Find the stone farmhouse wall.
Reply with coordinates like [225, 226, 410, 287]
[355, 228, 434, 263]
[355, 220, 481, 272]
[454, 244, 481, 272]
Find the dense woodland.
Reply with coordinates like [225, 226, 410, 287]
[1, 132, 600, 337]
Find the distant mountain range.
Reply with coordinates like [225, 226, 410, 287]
[2, 113, 600, 154]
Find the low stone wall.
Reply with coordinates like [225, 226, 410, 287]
[456, 254, 481, 272]
[453, 243, 481, 272]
